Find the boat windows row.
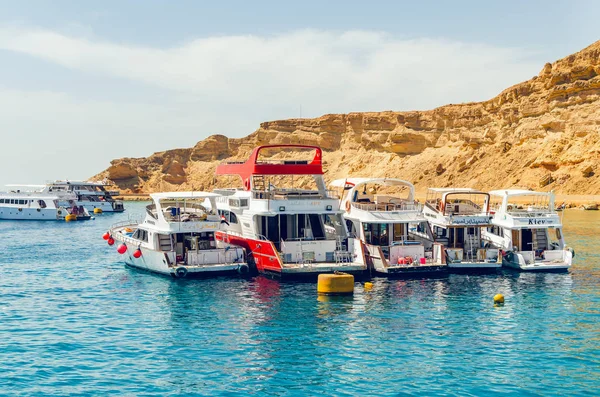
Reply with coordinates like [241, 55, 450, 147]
[0, 199, 48, 207]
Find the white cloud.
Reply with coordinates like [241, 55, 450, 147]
[0, 27, 541, 185]
[0, 27, 541, 110]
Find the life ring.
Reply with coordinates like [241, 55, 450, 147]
[175, 267, 188, 278]
[237, 263, 250, 275]
[345, 200, 351, 213]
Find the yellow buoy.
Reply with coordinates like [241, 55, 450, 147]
[65, 214, 77, 222]
[94, 208, 103, 214]
[493, 294, 505, 305]
[364, 282, 373, 291]
[317, 272, 354, 295]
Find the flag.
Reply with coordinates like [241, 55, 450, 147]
[220, 214, 230, 226]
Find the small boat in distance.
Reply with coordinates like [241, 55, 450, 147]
[108, 192, 248, 278]
[44, 180, 125, 213]
[423, 188, 501, 271]
[7, 180, 125, 213]
[213, 145, 368, 280]
[0, 190, 91, 221]
[483, 189, 573, 272]
[331, 178, 447, 277]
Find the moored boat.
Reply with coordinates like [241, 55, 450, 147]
[0, 190, 90, 221]
[108, 192, 248, 278]
[331, 178, 447, 277]
[423, 188, 501, 272]
[213, 145, 368, 280]
[43, 180, 125, 213]
[483, 189, 573, 272]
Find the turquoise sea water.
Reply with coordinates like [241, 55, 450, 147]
[0, 202, 598, 396]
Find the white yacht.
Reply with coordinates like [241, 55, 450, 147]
[108, 192, 248, 278]
[0, 190, 90, 221]
[213, 145, 367, 280]
[482, 189, 573, 272]
[44, 180, 124, 213]
[330, 178, 447, 277]
[423, 188, 501, 271]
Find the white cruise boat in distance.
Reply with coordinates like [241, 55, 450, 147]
[108, 192, 248, 278]
[0, 190, 90, 221]
[213, 145, 367, 280]
[43, 180, 124, 213]
[482, 189, 573, 272]
[330, 178, 447, 277]
[423, 188, 501, 271]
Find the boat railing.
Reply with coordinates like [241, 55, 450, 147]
[425, 200, 488, 216]
[351, 202, 422, 212]
[504, 207, 555, 217]
[110, 218, 143, 230]
[251, 189, 339, 200]
[445, 247, 500, 263]
[283, 236, 329, 242]
[213, 188, 239, 197]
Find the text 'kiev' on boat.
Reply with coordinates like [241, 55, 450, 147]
[0, 188, 91, 221]
[43, 180, 125, 213]
[330, 178, 447, 277]
[213, 145, 367, 280]
[482, 189, 573, 272]
[107, 192, 248, 278]
[423, 188, 501, 271]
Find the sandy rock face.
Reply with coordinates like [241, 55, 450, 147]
[93, 40, 600, 195]
[107, 162, 138, 180]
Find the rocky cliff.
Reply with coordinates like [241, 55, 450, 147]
[93, 40, 600, 195]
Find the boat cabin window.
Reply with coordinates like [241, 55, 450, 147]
[346, 219, 357, 237]
[132, 229, 149, 242]
[363, 223, 389, 246]
[433, 225, 479, 249]
[257, 213, 338, 250]
[38, 200, 47, 208]
[174, 232, 215, 253]
[547, 227, 563, 249]
[487, 226, 503, 237]
[218, 209, 238, 224]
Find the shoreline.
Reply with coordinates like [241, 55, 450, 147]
[117, 192, 600, 208]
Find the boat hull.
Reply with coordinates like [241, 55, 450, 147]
[70, 201, 124, 213]
[0, 207, 86, 221]
[377, 264, 448, 278]
[216, 231, 367, 280]
[502, 252, 571, 272]
[113, 233, 249, 278]
[447, 262, 501, 272]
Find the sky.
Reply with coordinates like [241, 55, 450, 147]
[0, 0, 598, 187]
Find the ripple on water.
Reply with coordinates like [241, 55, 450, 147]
[0, 205, 599, 396]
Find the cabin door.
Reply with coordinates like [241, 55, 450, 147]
[521, 229, 533, 252]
